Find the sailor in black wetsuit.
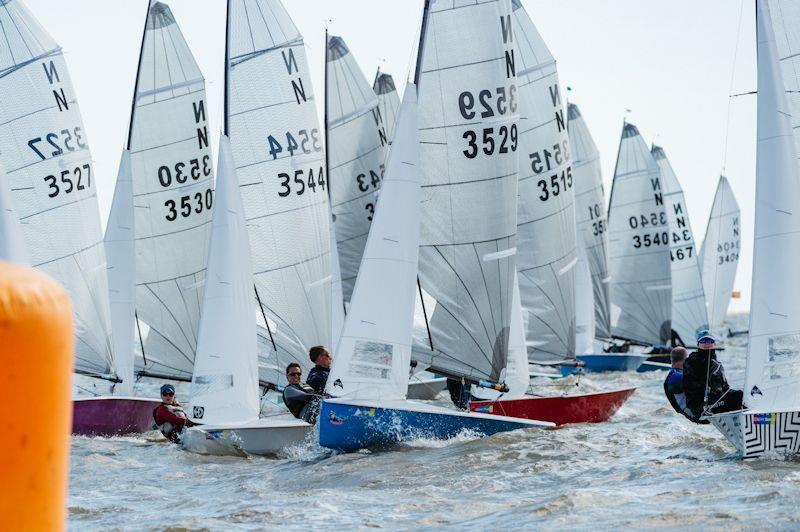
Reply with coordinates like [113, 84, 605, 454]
[683, 331, 744, 419]
[664, 347, 706, 424]
[306, 345, 332, 395]
[282, 362, 321, 424]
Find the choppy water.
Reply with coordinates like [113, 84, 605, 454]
[68, 314, 800, 529]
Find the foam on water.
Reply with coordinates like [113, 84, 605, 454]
[68, 314, 800, 528]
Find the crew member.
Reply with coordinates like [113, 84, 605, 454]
[683, 331, 744, 420]
[306, 346, 332, 394]
[282, 362, 321, 424]
[664, 347, 706, 424]
[153, 384, 196, 443]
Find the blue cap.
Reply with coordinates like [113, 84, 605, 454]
[160, 384, 175, 395]
[696, 329, 714, 343]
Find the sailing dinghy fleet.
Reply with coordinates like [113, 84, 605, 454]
[2, 0, 778, 458]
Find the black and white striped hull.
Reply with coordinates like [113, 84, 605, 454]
[710, 410, 800, 459]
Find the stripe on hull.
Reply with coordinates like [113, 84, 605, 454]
[711, 411, 800, 458]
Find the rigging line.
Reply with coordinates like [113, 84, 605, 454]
[418, 278, 434, 351]
[135, 310, 148, 367]
[721, 0, 746, 173]
[254, 284, 277, 353]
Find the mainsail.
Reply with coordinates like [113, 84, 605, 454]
[568, 102, 611, 340]
[227, 0, 332, 384]
[700, 176, 741, 330]
[512, 0, 576, 363]
[652, 145, 707, 345]
[189, 135, 259, 425]
[0, 161, 27, 264]
[0, 0, 114, 377]
[326, 84, 420, 401]
[125, 1, 214, 381]
[326, 34, 389, 304]
[770, 0, 800, 159]
[607, 123, 671, 346]
[373, 70, 401, 147]
[575, 235, 595, 355]
[743, 0, 800, 412]
[413, 0, 519, 383]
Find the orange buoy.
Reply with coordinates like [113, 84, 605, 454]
[0, 261, 73, 530]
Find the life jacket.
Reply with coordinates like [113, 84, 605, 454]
[663, 369, 697, 421]
[283, 383, 320, 424]
[153, 402, 189, 443]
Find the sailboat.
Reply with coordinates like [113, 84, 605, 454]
[320, 83, 549, 452]
[0, 0, 155, 434]
[182, 0, 333, 455]
[700, 176, 741, 333]
[606, 122, 672, 356]
[373, 69, 401, 148]
[709, 0, 800, 459]
[468, 3, 635, 423]
[559, 103, 649, 373]
[653, 145, 708, 346]
[319, 0, 553, 452]
[326, 34, 389, 307]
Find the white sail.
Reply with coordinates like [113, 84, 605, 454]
[330, 212, 345, 354]
[227, 0, 332, 384]
[575, 235, 595, 355]
[700, 176, 741, 330]
[326, 83, 420, 401]
[105, 152, 136, 395]
[327, 35, 389, 304]
[0, 160, 27, 264]
[743, 0, 800, 412]
[413, 0, 519, 383]
[652, 145, 708, 345]
[568, 102, 611, 339]
[770, 0, 800, 160]
[128, 1, 214, 381]
[607, 123, 671, 346]
[373, 70, 401, 147]
[512, 0, 576, 363]
[0, 0, 114, 377]
[189, 135, 259, 425]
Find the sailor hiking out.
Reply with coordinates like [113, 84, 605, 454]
[663, 347, 707, 424]
[153, 384, 197, 443]
[682, 331, 744, 420]
[282, 362, 323, 424]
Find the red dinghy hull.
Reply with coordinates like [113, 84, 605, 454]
[469, 387, 636, 426]
[72, 397, 162, 437]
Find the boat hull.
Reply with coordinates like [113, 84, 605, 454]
[469, 387, 636, 426]
[319, 399, 550, 452]
[72, 396, 161, 437]
[181, 417, 313, 457]
[560, 354, 649, 375]
[636, 361, 671, 372]
[709, 410, 800, 459]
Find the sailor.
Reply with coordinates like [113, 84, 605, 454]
[306, 346, 332, 395]
[663, 347, 707, 424]
[282, 362, 321, 424]
[153, 384, 196, 443]
[446, 378, 472, 411]
[682, 331, 744, 419]
[604, 340, 630, 353]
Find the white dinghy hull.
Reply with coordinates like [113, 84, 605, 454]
[709, 410, 800, 459]
[181, 417, 312, 457]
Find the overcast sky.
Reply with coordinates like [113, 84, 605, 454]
[24, 0, 756, 312]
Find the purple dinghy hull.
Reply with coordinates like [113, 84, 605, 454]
[72, 397, 162, 437]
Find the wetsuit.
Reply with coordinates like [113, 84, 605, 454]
[153, 402, 194, 443]
[306, 365, 330, 395]
[683, 350, 743, 419]
[664, 368, 707, 424]
[446, 378, 472, 411]
[283, 382, 320, 424]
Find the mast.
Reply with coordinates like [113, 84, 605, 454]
[324, 29, 330, 202]
[413, 0, 431, 88]
[223, 0, 232, 136]
[126, 0, 152, 150]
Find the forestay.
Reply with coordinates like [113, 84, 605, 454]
[0, 1, 114, 377]
[128, 1, 213, 381]
[700, 176, 740, 330]
[105, 152, 136, 395]
[512, 0, 576, 363]
[189, 135, 259, 425]
[326, 84, 420, 401]
[414, 0, 519, 383]
[327, 35, 389, 304]
[607, 123, 671, 346]
[568, 103, 611, 340]
[0, 161, 27, 264]
[373, 70, 401, 148]
[652, 145, 707, 345]
[227, 0, 332, 385]
[744, 0, 800, 412]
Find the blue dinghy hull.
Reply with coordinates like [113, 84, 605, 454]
[319, 399, 551, 452]
[560, 354, 650, 376]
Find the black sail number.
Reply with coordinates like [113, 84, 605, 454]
[536, 167, 573, 201]
[159, 155, 211, 187]
[43, 164, 92, 198]
[276, 167, 326, 198]
[463, 125, 517, 159]
[458, 85, 517, 119]
[164, 188, 212, 221]
[28, 127, 87, 160]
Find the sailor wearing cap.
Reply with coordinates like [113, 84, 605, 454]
[681, 331, 744, 420]
[152, 384, 197, 443]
